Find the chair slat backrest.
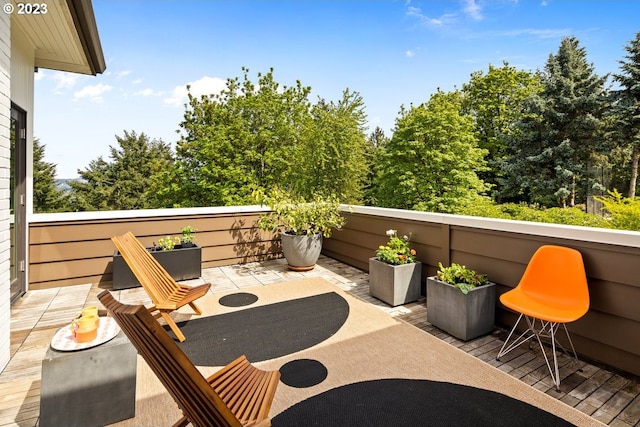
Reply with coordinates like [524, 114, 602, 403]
[98, 290, 242, 427]
[112, 232, 179, 306]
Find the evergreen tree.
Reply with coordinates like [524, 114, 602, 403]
[503, 37, 608, 207]
[374, 91, 490, 212]
[612, 32, 640, 198]
[33, 138, 67, 212]
[68, 131, 173, 211]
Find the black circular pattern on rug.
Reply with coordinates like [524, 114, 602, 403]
[218, 292, 258, 307]
[173, 292, 349, 366]
[279, 359, 328, 388]
[271, 379, 575, 427]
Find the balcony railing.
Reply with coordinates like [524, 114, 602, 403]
[28, 205, 640, 377]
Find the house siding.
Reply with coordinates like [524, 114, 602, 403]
[0, 10, 10, 372]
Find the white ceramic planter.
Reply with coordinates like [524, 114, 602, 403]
[369, 257, 422, 306]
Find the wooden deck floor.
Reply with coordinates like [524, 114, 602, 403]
[2, 256, 639, 426]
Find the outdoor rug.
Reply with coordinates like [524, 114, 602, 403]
[111, 277, 603, 427]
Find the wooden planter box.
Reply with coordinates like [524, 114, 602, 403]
[426, 277, 496, 341]
[369, 257, 422, 306]
[112, 244, 202, 290]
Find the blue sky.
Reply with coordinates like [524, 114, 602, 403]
[34, 0, 640, 178]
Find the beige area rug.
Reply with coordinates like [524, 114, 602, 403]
[110, 277, 603, 427]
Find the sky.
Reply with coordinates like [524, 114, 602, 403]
[33, 0, 640, 179]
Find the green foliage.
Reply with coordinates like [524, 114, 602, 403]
[502, 37, 608, 207]
[180, 226, 197, 245]
[159, 68, 368, 207]
[255, 188, 345, 237]
[595, 189, 640, 231]
[156, 236, 180, 251]
[458, 198, 611, 228]
[436, 262, 489, 295]
[462, 62, 543, 201]
[68, 131, 173, 211]
[296, 89, 369, 203]
[33, 138, 68, 213]
[374, 90, 491, 212]
[611, 32, 640, 198]
[375, 229, 416, 265]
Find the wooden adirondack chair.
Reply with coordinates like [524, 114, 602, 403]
[111, 231, 211, 342]
[98, 290, 280, 427]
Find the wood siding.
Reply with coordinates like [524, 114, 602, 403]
[0, 10, 10, 373]
[28, 207, 279, 289]
[26, 205, 640, 377]
[323, 207, 640, 377]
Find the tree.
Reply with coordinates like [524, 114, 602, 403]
[374, 91, 490, 212]
[462, 62, 542, 201]
[68, 131, 173, 211]
[296, 89, 369, 203]
[612, 32, 640, 198]
[503, 37, 608, 207]
[33, 138, 67, 212]
[159, 68, 311, 207]
[363, 126, 388, 206]
[160, 68, 369, 206]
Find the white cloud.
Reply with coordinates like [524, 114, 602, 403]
[117, 70, 132, 78]
[463, 0, 483, 21]
[73, 83, 113, 103]
[406, 5, 456, 27]
[134, 88, 164, 97]
[132, 78, 143, 85]
[49, 72, 80, 91]
[163, 76, 227, 107]
[406, 50, 415, 58]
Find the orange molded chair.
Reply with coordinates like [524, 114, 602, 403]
[496, 245, 589, 390]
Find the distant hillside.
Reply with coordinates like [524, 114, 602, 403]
[55, 179, 82, 192]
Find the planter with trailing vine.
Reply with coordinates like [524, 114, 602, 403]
[426, 262, 495, 341]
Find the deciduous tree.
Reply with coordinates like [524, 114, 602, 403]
[374, 91, 490, 212]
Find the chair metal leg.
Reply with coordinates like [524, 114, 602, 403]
[497, 314, 581, 391]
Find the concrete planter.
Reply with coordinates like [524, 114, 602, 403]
[112, 244, 202, 290]
[369, 257, 422, 306]
[426, 277, 496, 341]
[280, 232, 323, 271]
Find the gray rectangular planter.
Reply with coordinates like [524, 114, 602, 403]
[112, 244, 202, 290]
[426, 276, 496, 341]
[369, 257, 422, 306]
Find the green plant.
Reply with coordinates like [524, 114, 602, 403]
[375, 229, 417, 265]
[256, 189, 345, 237]
[436, 262, 489, 294]
[180, 226, 197, 245]
[156, 236, 180, 251]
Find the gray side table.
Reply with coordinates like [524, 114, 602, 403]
[40, 331, 137, 427]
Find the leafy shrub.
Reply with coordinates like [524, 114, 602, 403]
[436, 262, 489, 294]
[595, 190, 640, 231]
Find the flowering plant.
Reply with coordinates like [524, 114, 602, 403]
[375, 229, 417, 265]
